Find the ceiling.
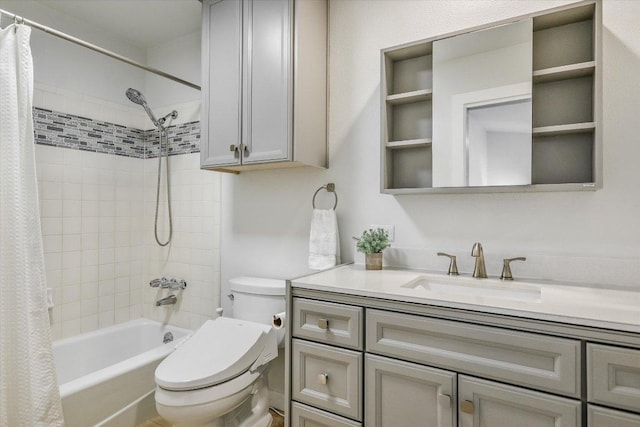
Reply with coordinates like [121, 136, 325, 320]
[37, 0, 201, 49]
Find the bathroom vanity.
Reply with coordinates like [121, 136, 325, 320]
[284, 265, 640, 427]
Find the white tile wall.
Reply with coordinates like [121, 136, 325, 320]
[142, 153, 221, 330]
[35, 88, 218, 339]
[37, 145, 147, 339]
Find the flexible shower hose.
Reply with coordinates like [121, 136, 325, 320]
[154, 125, 172, 246]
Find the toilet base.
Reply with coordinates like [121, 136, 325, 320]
[222, 376, 272, 427]
[162, 376, 272, 427]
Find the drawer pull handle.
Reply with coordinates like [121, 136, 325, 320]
[317, 318, 329, 330]
[317, 373, 329, 385]
[437, 393, 451, 408]
[460, 400, 474, 414]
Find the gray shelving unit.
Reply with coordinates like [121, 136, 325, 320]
[381, 42, 433, 190]
[380, 0, 601, 194]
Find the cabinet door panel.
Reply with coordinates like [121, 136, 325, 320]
[243, 0, 291, 164]
[201, 0, 242, 167]
[291, 402, 362, 427]
[366, 354, 456, 427]
[588, 343, 640, 413]
[292, 339, 362, 420]
[367, 309, 581, 397]
[292, 298, 363, 350]
[588, 405, 640, 427]
[459, 375, 580, 427]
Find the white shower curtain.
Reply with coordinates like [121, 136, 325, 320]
[0, 23, 65, 426]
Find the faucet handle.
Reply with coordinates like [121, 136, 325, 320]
[500, 257, 526, 280]
[437, 252, 459, 276]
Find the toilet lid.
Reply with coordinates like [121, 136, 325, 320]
[155, 317, 271, 391]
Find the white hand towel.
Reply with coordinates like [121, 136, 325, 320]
[308, 209, 340, 270]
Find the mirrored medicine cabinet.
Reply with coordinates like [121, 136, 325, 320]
[380, 0, 601, 194]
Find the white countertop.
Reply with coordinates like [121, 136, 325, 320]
[291, 264, 640, 334]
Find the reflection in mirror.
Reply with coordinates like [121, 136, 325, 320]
[432, 19, 533, 188]
[467, 99, 532, 186]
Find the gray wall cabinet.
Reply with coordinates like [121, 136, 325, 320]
[201, 0, 327, 173]
[286, 288, 640, 427]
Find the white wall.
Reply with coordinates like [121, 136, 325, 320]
[145, 31, 201, 112]
[221, 0, 640, 315]
[0, 0, 146, 106]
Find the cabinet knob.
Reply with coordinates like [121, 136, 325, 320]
[317, 372, 329, 385]
[229, 144, 238, 152]
[317, 318, 329, 330]
[460, 400, 474, 414]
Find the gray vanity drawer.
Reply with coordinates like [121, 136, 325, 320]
[588, 343, 640, 413]
[292, 298, 363, 350]
[366, 309, 581, 397]
[292, 339, 363, 420]
[291, 402, 362, 427]
[588, 405, 640, 427]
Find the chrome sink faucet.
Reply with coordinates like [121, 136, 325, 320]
[471, 242, 488, 278]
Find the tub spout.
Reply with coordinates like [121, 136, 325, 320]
[156, 295, 177, 306]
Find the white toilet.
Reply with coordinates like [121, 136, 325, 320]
[154, 277, 285, 427]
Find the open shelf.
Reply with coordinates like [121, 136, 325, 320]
[386, 138, 432, 150]
[533, 122, 595, 137]
[382, 39, 433, 192]
[386, 89, 433, 105]
[386, 145, 432, 189]
[533, 61, 595, 84]
[533, 75, 593, 128]
[533, 132, 594, 184]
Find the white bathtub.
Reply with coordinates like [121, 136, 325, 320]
[53, 318, 191, 427]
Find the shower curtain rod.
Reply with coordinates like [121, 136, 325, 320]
[0, 8, 201, 91]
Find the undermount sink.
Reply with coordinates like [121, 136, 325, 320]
[402, 275, 542, 303]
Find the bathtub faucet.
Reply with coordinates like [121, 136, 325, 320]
[156, 295, 177, 306]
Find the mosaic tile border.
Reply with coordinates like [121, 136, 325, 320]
[33, 107, 200, 158]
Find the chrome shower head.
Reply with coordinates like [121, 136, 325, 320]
[125, 88, 146, 105]
[125, 88, 159, 128]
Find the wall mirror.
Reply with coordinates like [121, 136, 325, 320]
[381, 0, 600, 194]
[432, 19, 533, 188]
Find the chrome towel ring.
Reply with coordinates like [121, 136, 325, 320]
[312, 183, 338, 210]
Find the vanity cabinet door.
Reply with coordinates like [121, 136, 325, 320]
[458, 375, 581, 427]
[291, 402, 362, 427]
[365, 354, 456, 427]
[588, 405, 640, 427]
[588, 343, 640, 413]
[367, 309, 581, 397]
[292, 298, 363, 350]
[291, 339, 363, 420]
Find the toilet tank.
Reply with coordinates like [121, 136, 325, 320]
[229, 277, 285, 326]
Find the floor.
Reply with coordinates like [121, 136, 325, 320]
[137, 417, 171, 427]
[137, 410, 284, 427]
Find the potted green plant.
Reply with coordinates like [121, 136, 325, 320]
[356, 228, 390, 270]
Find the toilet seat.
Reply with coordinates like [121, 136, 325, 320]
[155, 366, 263, 407]
[155, 317, 272, 391]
